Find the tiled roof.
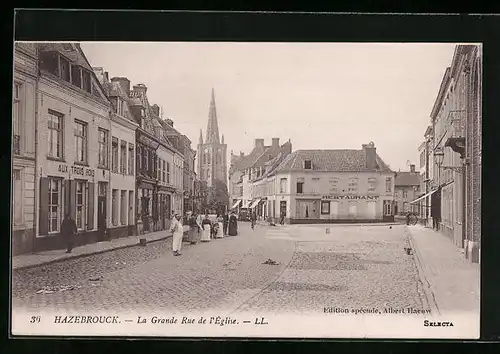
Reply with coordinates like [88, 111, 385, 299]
[274, 149, 393, 173]
[395, 172, 421, 186]
[39, 43, 93, 72]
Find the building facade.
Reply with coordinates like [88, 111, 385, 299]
[128, 84, 183, 234]
[36, 43, 113, 251]
[412, 125, 434, 227]
[197, 89, 227, 190]
[12, 43, 38, 255]
[181, 135, 197, 213]
[268, 143, 395, 224]
[411, 44, 481, 263]
[394, 165, 421, 216]
[93, 70, 139, 240]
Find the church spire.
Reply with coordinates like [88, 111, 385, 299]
[205, 88, 220, 144]
[199, 129, 203, 145]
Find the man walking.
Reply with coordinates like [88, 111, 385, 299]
[223, 211, 229, 236]
[280, 211, 285, 225]
[250, 212, 256, 230]
[61, 213, 77, 253]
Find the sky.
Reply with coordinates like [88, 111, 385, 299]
[81, 42, 457, 172]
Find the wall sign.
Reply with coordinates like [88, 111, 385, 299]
[322, 195, 380, 200]
[58, 164, 95, 177]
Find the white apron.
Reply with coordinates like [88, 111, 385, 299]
[217, 222, 224, 238]
[201, 224, 211, 242]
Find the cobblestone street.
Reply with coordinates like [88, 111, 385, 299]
[12, 222, 431, 316]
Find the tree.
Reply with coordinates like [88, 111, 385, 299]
[207, 179, 229, 213]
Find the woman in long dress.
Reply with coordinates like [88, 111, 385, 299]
[201, 214, 212, 242]
[216, 214, 224, 239]
[228, 211, 238, 236]
[170, 213, 183, 256]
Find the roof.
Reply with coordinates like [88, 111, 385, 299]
[274, 149, 393, 173]
[395, 172, 421, 186]
[39, 43, 93, 72]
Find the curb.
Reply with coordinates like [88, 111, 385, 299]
[404, 226, 440, 316]
[13, 234, 172, 271]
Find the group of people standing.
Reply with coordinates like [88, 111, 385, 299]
[169, 211, 239, 256]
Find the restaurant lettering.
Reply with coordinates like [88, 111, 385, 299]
[322, 195, 380, 200]
[58, 164, 95, 177]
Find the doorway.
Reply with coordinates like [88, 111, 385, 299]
[97, 196, 107, 241]
[367, 201, 377, 219]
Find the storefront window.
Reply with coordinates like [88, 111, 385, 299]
[75, 181, 86, 230]
[321, 201, 330, 214]
[48, 178, 61, 233]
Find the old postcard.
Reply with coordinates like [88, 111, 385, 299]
[11, 41, 481, 339]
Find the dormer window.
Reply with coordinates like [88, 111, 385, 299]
[71, 65, 81, 87]
[82, 70, 91, 93]
[141, 108, 145, 117]
[304, 160, 312, 170]
[60, 57, 70, 82]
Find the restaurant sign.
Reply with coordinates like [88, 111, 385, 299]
[58, 164, 95, 177]
[322, 195, 380, 200]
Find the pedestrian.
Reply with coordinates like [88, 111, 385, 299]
[228, 211, 238, 236]
[216, 214, 224, 238]
[251, 212, 256, 230]
[170, 213, 183, 256]
[61, 213, 77, 253]
[223, 211, 229, 236]
[406, 211, 411, 226]
[186, 211, 200, 245]
[201, 214, 212, 242]
[280, 211, 285, 225]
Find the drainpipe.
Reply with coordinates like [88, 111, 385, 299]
[33, 65, 39, 254]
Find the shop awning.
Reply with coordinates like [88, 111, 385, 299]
[231, 199, 242, 209]
[250, 198, 261, 208]
[410, 189, 438, 204]
[242, 200, 252, 208]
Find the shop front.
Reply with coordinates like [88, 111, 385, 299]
[37, 161, 110, 251]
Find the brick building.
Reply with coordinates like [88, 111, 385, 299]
[12, 43, 38, 255]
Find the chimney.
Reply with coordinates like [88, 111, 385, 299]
[240, 151, 244, 157]
[410, 164, 415, 173]
[272, 138, 280, 147]
[363, 142, 377, 169]
[111, 77, 131, 96]
[104, 72, 109, 81]
[152, 104, 160, 117]
[133, 83, 147, 95]
[165, 118, 174, 127]
[254, 138, 265, 150]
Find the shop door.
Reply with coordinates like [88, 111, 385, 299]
[367, 201, 377, 219]
[280, 201, 287, 217]
[97, 196, 107, 240]
[160, 195, 165, 230]
[330, 201, 338, 219]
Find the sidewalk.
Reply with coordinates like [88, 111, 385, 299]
[12, 231, 171, 271]
[406, 225, 480, 315]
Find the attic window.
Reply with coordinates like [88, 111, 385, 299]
[82, 70, 91, 93]
[304, 160, 312, 170]
[59, 57, 70, 82]
[71, 65, 81, 87]
[39, 51, 59, 76]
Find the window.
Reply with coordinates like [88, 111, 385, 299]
[403, 190, 408, 198]
[112, 137, 119, 173]
[71, 65, 81, 88]
[117, 98, 124, 116]
[74, 120, 87, 164]
[321, 201, 330, 215]
[129, 191, 134, 225]
[112, 189, 118, 226]
[312, 177, 320, 194]
[98, 128, 109, 168]
[13, 170, 22, 224]
[144, 149, 149, 173]
[279, 178, 288, 193]
[120, 190, 127, 225]
[120, 140, 127, 174]
[385, 177, 392, 192]
[384, 201, 393, 215]
[296, 181, 304, 194]
[348, 178, 358, 193]
[328, 177, 338, 193]
[368, 178, 377, 192]
[39, 51, 58, 75]
[48, 178, 62, 233]
[162, 160, 166, 182]
[82, 70, 91, 93]
[48, 111, 63, 159]
[137, 145, 142, 172]
[75, 181, 86, 230]
[60, 57, 70, 82]
[304, 160, 312, 169]
[167, 162, 171, 184]
[128, 144, 134, 175]
[13, 83, 21, 155]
